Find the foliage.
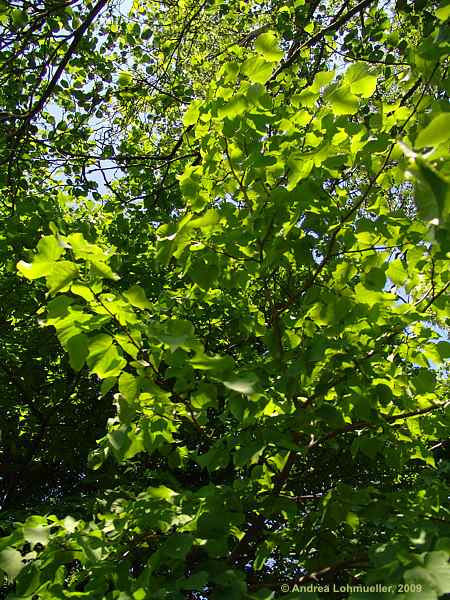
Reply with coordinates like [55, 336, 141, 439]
[0, 0, 450, 598]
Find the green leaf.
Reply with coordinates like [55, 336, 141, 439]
[149, 319, 197, 351]
[254, 32, 283, 62]
[88, 344, 126, 379]
[295, 89, 317, 108]
[183, 100, 201, 126]
[354, 283, 391, 306]
[90, 259, 120, 281]
[191, 383, 218, 409]
[435, 539, 450, 553]
[415, 158, 450, 224]
[147, 485, 178, 502]
[123, 284, 152, 309]
[87, 335, 126, 378]
[286, 155, 313, 190]
[316, 404, 346, 428]
[47, 295, 73, 318]
[88, 446, 108, 470]
[190, 209, 220, 230]
[412, 368, 435, 394]
[3, 4, 450, 595]
[223, 372, 258, 395]
[66, 333, 89, 371]
[46, 261, 79, 295]
[310, 70, 335, 92]
[11, 8, 28, 26]
[15, 562, 41, 597]
[117, 394, 136, 424]
[100, 377, 117, 396]
[161, 533, 194, 559]
[17, 257, 55, 280]
[67, 233, 106, 260]
[37, 235, 64, 261]
[234, 441, 265, 467]
[71, 283, 95, 302]
[88, 333, 113, 358]
[218, 95, 247, 119]
[436, 341, 450, 360]
[415, 113, 450, 149]
[189, 352, 234, 373]
[0, 548, 24, 580]
[188, 259, 219, 290]
[404, 551, 450, 597]
[327, 85, 359, 115]
[108, 424, 143, 461]
[108, 426, 130, 461]
[178, 571, 208, 591]
[23, 517, 50, 547]
[436, 4, 450, 22]
[345, 511, 359, 531]
[345, 63, 378, 97]
[197, 511, 229, 537]
[118, 71, 132, 86]
[118, 372, 138, 401]
[364, 267, 386, 290]
[387, 260, 407, 286]
[241, 56, 273, 84]
[253, 541, 274, 571]
[353, 436, 383, 459]
[196, 444, 229, 471]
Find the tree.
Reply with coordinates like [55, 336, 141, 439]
[0, 0, 449, 598]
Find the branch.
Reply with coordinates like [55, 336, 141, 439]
[422, 281, 450, 311]
[296, 555, 369, 584]
[330, 243, 412, 257]
[163, 0, 209, 77]
[224, 137, 251, 208]
[15, 0, 109, 137]
[274, 63, 440, 316]
[229, 512, 266, 565]
[385, 402, 449, 423]
[309, 402, 449, 449]
[270, 0, 376, 82]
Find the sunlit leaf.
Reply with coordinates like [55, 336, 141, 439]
[415, 113, 450, 149]
[123, 284, 152, 309]
[0, 548, 24, 580]
[254, 32, 283, 62]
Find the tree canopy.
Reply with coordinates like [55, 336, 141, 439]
[0, 0, 450, 598]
